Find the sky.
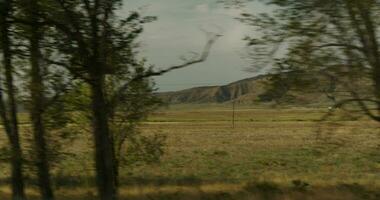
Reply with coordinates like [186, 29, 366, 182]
[122, 0, 268, 92]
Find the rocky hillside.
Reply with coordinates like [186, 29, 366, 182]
[158, 75, 269, 104]
[157, 72, 374, 106]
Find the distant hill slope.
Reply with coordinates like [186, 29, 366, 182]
[158, 75, 268, 104]
[157, 72, 373, 106]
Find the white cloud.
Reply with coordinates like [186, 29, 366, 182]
[195, 4, 210, 13]
[122, 0, 264, 91]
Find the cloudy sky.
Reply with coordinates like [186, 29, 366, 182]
[122, 0, 268, 91]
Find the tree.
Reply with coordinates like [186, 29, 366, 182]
[63, 69, 165, 188]
[24, 0, 55, 199]
[230, 0, 380, 120]
[36, 1, 219, 199]
[0, 0, 26, 199]
[1, 0, 74, 199]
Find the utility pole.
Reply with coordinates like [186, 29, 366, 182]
[232, 100, 236, 129]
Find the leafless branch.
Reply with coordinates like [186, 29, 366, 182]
[313, 43, 365, 52]
[133, 33, 221, 80]
[43, 58, 90, 82]
[110, 33, 221, 104]
[348, 90, 380, 121]
[320, 98, 380, 122]
[42, 79, 74, 113]
[52, 0, 90, 56]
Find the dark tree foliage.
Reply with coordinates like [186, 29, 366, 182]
[35, 2, 158, 199]
[32, 1, 218, 200]
[0, 0, 218, 199]
[0, 0, 26, 199]
[226, 0, 380, 120]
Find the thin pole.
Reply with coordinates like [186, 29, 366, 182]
[232, 100, 236, 129]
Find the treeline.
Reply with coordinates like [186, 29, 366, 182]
[0, 1, 218, 200]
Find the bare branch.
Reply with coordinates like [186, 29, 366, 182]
[42, 78, 75, 113]
[132, 33, 221, 81]
[110, 33, 221, 105]
[348, 90, 380, 121]
[82, 0, 92, 14]
[43, 58, 90, 82]
[53, 0, 89, 55]
[320, 98, 380, 122]
[313, 43, 365, 52]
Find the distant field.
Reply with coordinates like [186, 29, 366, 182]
[0, 105, 379, 199]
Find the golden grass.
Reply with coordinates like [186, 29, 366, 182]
[0, 106, 379, 199]
[1, 183, 379, 200]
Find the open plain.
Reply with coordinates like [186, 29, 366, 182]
[0, 105, 379, 199]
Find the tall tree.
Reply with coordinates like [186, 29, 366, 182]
[37, 1, 219, 199]
[231, 0, 380, 120]
[62, 71, 165, 189]
[0, 0, 26, 199]
[24, 0, 55, 199]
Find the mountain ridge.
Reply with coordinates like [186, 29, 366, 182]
[157, 74, 274, 104]
[157, 71, 373, 106]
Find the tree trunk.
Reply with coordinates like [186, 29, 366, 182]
[346, 1, 380, 117]
[29, 30, 55, 200]
[4, 17, 25, 200]
[90, 74, 117, 200]
[0, 0, 26, 199]
[28, 0, 54, 199]
[9, 136, 25, 200]
[373, 65, 380, 116]
[358, 3, 380, 115]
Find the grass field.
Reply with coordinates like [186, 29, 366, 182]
[0, 105, 379, 199]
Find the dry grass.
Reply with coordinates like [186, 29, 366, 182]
[0, 106, 379, 199]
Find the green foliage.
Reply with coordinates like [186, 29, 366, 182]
[0, 146, 10, 162]
[291, 179, 310, 191]
[124, 133, 166, 166]
[232, 0, 380, 113]
[61, 69, 165, 167]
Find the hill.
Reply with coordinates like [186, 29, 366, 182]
[158, 75, 268, 104]
[157, 72, 373, 106]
